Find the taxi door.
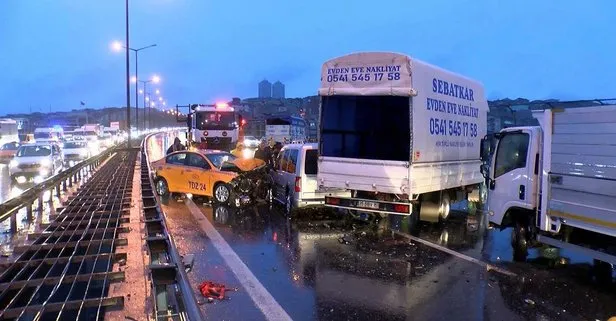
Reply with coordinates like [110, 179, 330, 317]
[160, 152, 188, 193]
[184, 153, 212, 196]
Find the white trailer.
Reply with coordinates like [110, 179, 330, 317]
[317, 52, 488, 223]
[485, 105, 616, 268]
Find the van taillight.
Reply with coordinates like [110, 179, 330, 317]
[295, 177, 301, 192]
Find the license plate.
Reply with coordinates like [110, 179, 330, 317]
[356, 200, 379, 209]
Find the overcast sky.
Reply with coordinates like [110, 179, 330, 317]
[0, 0, 614, 113]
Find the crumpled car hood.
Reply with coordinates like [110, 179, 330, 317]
[228, 158, 266, 172]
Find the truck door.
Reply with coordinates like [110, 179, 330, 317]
[487, 130, 534, 225]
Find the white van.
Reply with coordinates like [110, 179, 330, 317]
[271, 142, 350, 213]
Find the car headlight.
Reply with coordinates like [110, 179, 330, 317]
[9, 160, 18, 168]
[40, 158, 51, 167]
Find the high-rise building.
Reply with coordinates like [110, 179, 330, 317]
[272, 81, 285, 99]
[258, 80, 272, 98]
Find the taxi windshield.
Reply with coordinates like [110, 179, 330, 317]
[204, 152, 237, 168]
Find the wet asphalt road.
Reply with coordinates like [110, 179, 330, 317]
[159, 199, 616, 321]
[149, 132, 616, 321]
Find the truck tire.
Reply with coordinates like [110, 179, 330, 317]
[511, 223, 529, 262]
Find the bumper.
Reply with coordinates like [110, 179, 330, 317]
[0, 155, 14, 163]
[324, 196, 412, 215]
[10, 170, 50, 183]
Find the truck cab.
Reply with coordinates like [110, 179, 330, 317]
[484, 106, 616, 270]
[483, 126, 542, 229]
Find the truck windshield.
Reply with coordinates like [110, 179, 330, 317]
[493, 133, 529, 178]
[320, 95, 411, 161]
[195, 112, 236, 130]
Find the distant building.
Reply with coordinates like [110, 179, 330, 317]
[272, 81, 285, 99]
[258, 80, 272, 98]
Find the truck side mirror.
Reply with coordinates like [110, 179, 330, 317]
[480, 135, 490, 162]
[480, 164, 488, 178]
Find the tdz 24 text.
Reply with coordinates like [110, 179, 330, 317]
[326, 72, 401, 83]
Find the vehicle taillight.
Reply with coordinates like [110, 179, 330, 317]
[394, 204, 410, 213]
[294, 177, 301, 192]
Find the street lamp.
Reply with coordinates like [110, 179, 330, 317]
[139, 74, 160, 129]
[112, 41, 157, 131]
[155, 89, 160, 95]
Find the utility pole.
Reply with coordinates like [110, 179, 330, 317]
[125, 0, 131, 148]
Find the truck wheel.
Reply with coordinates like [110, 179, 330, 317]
[439, 193, 451, 221]
[511, 223, 529, 262]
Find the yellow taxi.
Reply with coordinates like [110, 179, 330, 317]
[151, 149, 265, 204]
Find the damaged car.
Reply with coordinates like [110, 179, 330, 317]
[151, 149, 273, 206]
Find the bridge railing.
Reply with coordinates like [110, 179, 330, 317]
[0, 144, 120, 234]
[140, 132, 204, 320]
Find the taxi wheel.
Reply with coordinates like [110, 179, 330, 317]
[155, 177, 170, 197]
[213, 183, 231, 204]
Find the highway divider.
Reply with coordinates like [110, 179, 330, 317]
[140, 132, 204, 320]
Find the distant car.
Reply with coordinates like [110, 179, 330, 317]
[62, 140, 90, 165]
[9, 143, 64, 183]
[271, 142, 351, 213]
[0, 142, 20, 163]
[151, 149, 267, 205]
[243, 136, 260, 148]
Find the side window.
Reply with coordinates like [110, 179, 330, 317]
[494, 133, 529, 178]
[166, 152, 188, 165]
[287, 149, 299, 174]
[187, 153, 211, 169]
[278, 150, 289, 171]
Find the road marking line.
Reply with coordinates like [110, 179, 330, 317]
[185, 199, 293, 321]
[394, 231, 517, 277]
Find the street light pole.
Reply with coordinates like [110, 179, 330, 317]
[129, 44, 156, 131]
[139, 81, 151, 129]
[135, 51, 138, 131]
[124, 0, 131, 148]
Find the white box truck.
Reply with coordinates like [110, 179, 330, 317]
[318, 52, 488, 223]
[484, 105, 616, 268]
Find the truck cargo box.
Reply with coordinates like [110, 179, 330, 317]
[537, 106, 616, 237]
[317, 52, 488, 196]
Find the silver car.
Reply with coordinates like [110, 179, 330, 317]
[271, 142, 350, 213]
[9, 143, 64, 183]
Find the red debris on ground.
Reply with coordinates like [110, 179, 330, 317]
[198, 281, 227, 300]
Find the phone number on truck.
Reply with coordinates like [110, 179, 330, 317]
[326, 72, 401, 83]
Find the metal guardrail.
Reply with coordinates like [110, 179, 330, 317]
[140, 133, 204, 320]
[0, 146, 118, 234]
[0, 149, 136, 320]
